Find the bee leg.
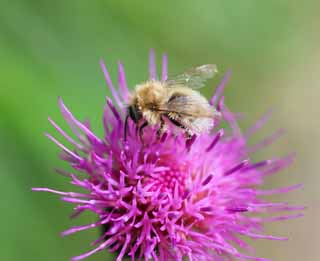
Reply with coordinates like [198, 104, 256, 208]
[185, 131, 193, 140]
[156, 117, 165, 139]
[124, 115, 129, 141]
[139, 121, 148, 142]
[166, 116, 193, 139]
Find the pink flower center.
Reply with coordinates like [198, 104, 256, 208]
[145, 159, 188, 195]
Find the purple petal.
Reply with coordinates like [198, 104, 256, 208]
[224, 160, 249, 176]
[58, 97, 103, 146]
[149, 49, 157, 80]
[248, 128, 286, 154]
[161, 53, 168, 81]
[48, 117, 85, 151]
[210, 70, 232, 106]
[45, 133, 82, 162]
[206, 129, 224, 152]
[257, 184, 303, 195]
[100, 59, 123, 108]
[245, 109, 273, 138]
[118, 61, 130, 103]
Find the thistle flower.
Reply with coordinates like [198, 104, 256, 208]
[33, 50, 303, 261]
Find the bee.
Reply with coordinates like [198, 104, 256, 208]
[125, 64, 221, 140]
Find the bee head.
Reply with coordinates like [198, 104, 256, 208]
[128, 104, 142, 123]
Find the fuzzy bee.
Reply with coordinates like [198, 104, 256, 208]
[125, 64, 220, 140]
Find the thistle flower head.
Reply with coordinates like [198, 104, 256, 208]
[33, 50, 303, 261]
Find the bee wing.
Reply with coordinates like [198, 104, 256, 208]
[163, 94, 217, 118]
[159, 95, 220, 134]
[165, 64, 218, 89]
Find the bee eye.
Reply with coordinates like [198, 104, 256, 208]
[128, 105, 142, 123]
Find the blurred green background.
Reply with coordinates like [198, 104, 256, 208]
[0, 1, 318, 260]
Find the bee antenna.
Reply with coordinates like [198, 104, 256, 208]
[124, 114, 129, 141]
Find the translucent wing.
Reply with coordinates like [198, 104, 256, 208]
[161, 94, 218, 118]
[165, 64, 218, 89]
[159, 94, 220, 134]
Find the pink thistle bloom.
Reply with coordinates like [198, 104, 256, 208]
[33, 50, 303, 261]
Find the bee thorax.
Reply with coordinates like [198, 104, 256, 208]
[135, 81, 167, 109]
[142, 110, 161, 125]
